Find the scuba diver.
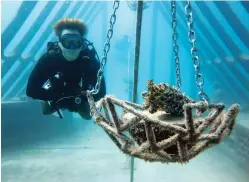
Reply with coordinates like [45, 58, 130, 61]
[26, 18, 106, 120]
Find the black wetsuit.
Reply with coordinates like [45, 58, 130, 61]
[26, 44, 106, 112]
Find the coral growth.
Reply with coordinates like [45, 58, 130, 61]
[142, 80, 195, 116]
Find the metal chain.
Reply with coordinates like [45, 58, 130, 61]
[90, 0, 120, 95]
[171, 0, 181, 89]
[184, 0, 209, 102]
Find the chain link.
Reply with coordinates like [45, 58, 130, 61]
[184, 0, 209, 102]
[171, 0, 181, 89]
[90, 0, 120, 95]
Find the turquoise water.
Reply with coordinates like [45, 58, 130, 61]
[1, 1, 249, 182]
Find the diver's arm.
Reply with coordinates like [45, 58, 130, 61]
[26, 54, 56, 101]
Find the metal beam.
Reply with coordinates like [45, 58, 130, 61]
[149, 2, 158, 80]
[1, 1, 38, 58]
[158, 2, 247, 104]
[177, 1, 249, 93]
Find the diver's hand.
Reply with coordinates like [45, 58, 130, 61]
[80, 90, 87, 96]
[49, 92, 65, 106]
[47, 100, 57, 110]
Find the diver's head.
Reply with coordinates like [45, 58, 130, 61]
[54, 18, 88, 61]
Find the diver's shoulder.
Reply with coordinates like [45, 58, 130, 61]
[47, 49, 61, 59]
[37, 52, 58, 65]
[37, 53, 50, 62]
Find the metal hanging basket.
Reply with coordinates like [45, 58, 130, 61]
[86, 80, 240, 163]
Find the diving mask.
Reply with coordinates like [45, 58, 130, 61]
[59, 34, 83, 50]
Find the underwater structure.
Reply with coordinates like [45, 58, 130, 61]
[1, 1, 249, 182]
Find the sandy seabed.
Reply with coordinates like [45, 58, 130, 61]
[2, 112, 249, 182]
